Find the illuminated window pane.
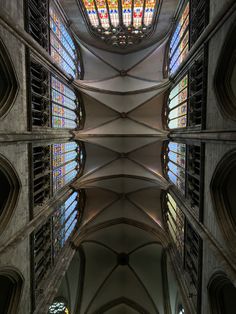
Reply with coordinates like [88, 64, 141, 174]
[133, 0, 144, 28]
[49, 5, 79, 77]
[48, 301, 69, 314]
[53, 191, 79, 252]
[122, 0, 132, 26]
[169, 2, 189, 74]
[166, 193, 184, 259]
[168, 75, 188, 129]
[82, 0, 159, 47]
[167, 142, 186, 194]
[82, 0, 99, 27]
[108, 0, 119, 27]
[95, 0, 110, 29]
[144, 0, 156, 26]
[52, 142, 79, 193]
[51, 77, 78, 129]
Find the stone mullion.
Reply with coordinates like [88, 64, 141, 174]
[166, 244, 196, 314]
[33, 243, 76, 314]
[170, 186, 236, 282]
[0, 187, 73, 256]
[0, 9, 81, 92]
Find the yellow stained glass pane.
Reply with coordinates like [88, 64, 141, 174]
[133, 0, 144, 28]
[83, 0, 99, 27]
[122, 0, 132, 26]
[144, 0, 156, 26]
[107, 0, 119, 27]
[95, 0, 110, 29]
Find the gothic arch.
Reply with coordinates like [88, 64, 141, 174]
[92, 297, 150, 314]
[0, 37, 19, 119]
[214, 20, 236, 120]
[208, 272, 236, 314]
[0, 154, 20, 234]
[211, 149, 236, 254]
[0, 267, 23, 314]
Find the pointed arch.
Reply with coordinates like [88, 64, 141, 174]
[0, 154, 20, 234]
[214, 20, 236, 120]
[0, 37, 19, 118]
[0, 267, 23, 314]
[211, 149, 236, 254]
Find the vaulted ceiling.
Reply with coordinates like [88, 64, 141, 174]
[59, 1, 181, 312]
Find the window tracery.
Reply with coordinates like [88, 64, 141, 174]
[169, 0, 209, 75]
[80, 0, 160, 47]
[165, 51, 207, 130]
[162, 191, 202, 312]
[163, 141, 204, 219]
[26, 0, 83, 79]
[32, 141, 84, 207]
[29, 57, 85, 129]
[33, 190, 85, 306]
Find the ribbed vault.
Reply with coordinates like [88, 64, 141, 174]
[62, 8, 181, 312]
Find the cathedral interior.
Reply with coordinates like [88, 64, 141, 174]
[0, 0, 236, 313]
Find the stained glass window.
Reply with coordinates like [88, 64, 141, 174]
[81, 0, 159, 47]
[167, 75, 188, 129]
[52, 142, 80, 193]
[50, 3, 80, 77]
[48, 301, 69, 314]
[166, 142, 186, 194]
[165, 193, 184, 260]
[169, 2, 189, 75]
[51, 76, 78, 129]
[53, 191, 79, 254]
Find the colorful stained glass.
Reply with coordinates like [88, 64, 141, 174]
[168, 75, 188, 129]
[82, 0, 159, 46]
[83, 0, 99, 27]
[167, 142, 186, 194]
[169, 2, 189, 74]
[52, 142, 79, 193]
[95, 0, 110, 29]
[107, 0, 119, 26]
[121, 0, 132, 27]
[144, 0, 156, 26]
[50, 5, 80, 77]
[51, 77, 78, 129]
[166, 193, 184, 259]
[133, 0, 144, 28]
[49, 301, 70, 314]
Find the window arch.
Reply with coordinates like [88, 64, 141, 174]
[29, 57, 85, 129]
[208, 272, 236, 314]
[211, 150, 236, 253]
[168, 0, 209, 75]
[33, 189, 85, 306]
[162, 141, 204, 219]
[215, 21, 236, 120]
[80, 0, 161, 47]
[0, 38, 19, 118]
[0, 269, 23, 314]
[26, 0, 83, 79]
[164, 51, 207, 130]
[0, 155, 20, 234]
[162, 190, 202, 312]
[32, 141, 85, 207]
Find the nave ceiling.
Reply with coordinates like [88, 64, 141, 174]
[54, 6, 182, 310]
[0, 0, 186, 310]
